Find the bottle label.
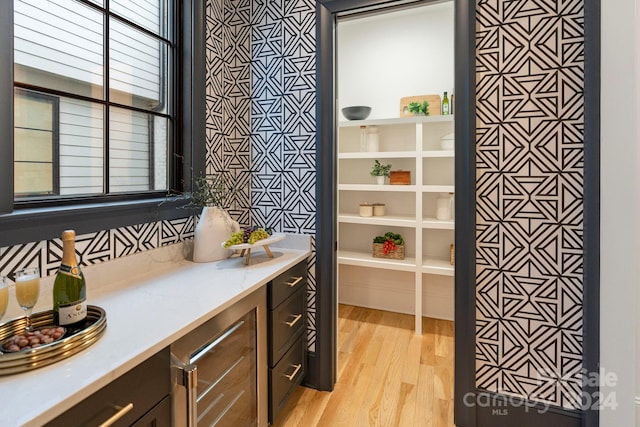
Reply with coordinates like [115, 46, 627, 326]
[58, 264, 82, 280]
[58, 300, 87, 326]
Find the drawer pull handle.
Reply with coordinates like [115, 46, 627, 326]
[283, 363, 302, 381]
[285, 276, 303, 287]
[284, 314, 302, 327]
[99, 402, 134, 427]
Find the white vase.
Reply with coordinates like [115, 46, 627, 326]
[193, 207, 240, 263]
[376, 175, 385, 185]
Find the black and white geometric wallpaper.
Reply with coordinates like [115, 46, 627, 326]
[205, 0, 252, 225]
[475, 0, 585, 410]
[0, 218, 194, 280]
[205, 0, 317, 351]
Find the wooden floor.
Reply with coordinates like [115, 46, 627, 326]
[274, 304, 455, 427]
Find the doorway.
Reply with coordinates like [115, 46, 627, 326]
[335, 2, 456, 332]
[314, 0, 475, 422]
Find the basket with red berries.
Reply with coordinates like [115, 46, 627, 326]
[372, 232, 405, 260]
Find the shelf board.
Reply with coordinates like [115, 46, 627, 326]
[422, 218, 455, 230]
[422, 150, 454, 158]
[338, 250, 417, 272]
[339, 184, 418, 192]
[339, 213, 417, 227]
[338, 151, 418, 159]
[339, 115, 454, 128]
[422, 258, 455, 276]
[422, 185, 455, 193]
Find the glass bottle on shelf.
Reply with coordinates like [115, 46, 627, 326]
[359, 125, 367, 152]
[436, 192, 454, 220]
[450, 90, 454, 115]
[367, 126, 379, 152]
[442, 91, 449, 115]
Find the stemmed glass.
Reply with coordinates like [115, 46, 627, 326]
[14, 267, 40, 332]
[0, 276, 9, 322]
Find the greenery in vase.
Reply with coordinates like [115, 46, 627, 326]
[370, 160, 392, 177]
[182, 172, 242, 209]
[407, 100, 430, 115]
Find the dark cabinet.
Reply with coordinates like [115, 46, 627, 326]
[267, 260, 307, 424]
[45, 348, 171, 427]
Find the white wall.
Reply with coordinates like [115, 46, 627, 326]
[600, 0, 640, 425]
[337, 1, 454, 120]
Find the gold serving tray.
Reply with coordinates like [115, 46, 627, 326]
[0, 305, 106, 375]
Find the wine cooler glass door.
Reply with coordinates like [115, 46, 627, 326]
[189, 310, 258, 427]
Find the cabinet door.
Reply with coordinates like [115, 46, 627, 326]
[269, 336, 306, 423]
[45, 348, 170, 427]
[269, 287, 305, 366]
[131, 396, 171, 427]
[269, 261, 307, 308]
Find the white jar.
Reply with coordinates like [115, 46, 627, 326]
[359, 204, 373, 217]
[373, 203, 385, 216]
[435, 193, 453, 220]
[367, 126, 379, 152]
[440, 133, 454, 150]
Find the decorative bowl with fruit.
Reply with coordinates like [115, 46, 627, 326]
[222, 227, 285, 264]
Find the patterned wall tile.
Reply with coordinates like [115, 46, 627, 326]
[250, 0, 317, 350]
[0, 218, 195, 282]
[475, 0, 585, 410]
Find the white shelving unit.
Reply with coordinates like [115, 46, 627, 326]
[337, 115, 455, 334]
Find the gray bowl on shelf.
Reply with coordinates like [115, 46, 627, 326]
[341, 106, 371, 121]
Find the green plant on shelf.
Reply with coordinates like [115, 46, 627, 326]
[407, 100, 430, 116]
[370, 160, 392, 177]
[373, 232, 404, 255]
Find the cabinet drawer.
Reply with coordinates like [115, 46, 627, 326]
[269, 287, 305, 365]
[46, 348, 170, 427]
[269, 336, 306, 423]
[131, 395, 171, 427]
[269, 261, 307, 309]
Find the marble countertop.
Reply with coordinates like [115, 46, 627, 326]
[0, 238, 310, 427]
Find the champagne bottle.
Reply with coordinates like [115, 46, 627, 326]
[442, 91, 449, 115]
[53, 230, 87, 330]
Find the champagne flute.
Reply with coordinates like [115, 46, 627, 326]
[14, 267, 40, 332]
[0, 276, 9, 322]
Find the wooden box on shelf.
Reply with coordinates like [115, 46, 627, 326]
[399, 94, 441, 116]
[372, 243, 405, 260]
[389, 170, 411, 185]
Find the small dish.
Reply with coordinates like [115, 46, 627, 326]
[342, 106, 371, 121]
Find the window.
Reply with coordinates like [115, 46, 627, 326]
[0, 0, 205, 247]
[13, 0, 173, 202]
[14, 89, 59, 197]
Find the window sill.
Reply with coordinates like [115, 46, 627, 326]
[0, 198, 197, 247]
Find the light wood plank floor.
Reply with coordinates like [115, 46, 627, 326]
[274, 304, 455, 427]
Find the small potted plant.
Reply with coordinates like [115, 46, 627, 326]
[372, 232, 405, 259]
[407, 100, 430, 116]
[370, 160, 392, 185]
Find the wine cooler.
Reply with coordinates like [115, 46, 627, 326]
[171, 287, 267, 427]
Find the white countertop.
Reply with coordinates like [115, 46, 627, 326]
[0, 238, 310, 427]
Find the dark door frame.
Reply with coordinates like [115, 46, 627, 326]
[313, 1, 599, 427]
[313, 0, 475, 400]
